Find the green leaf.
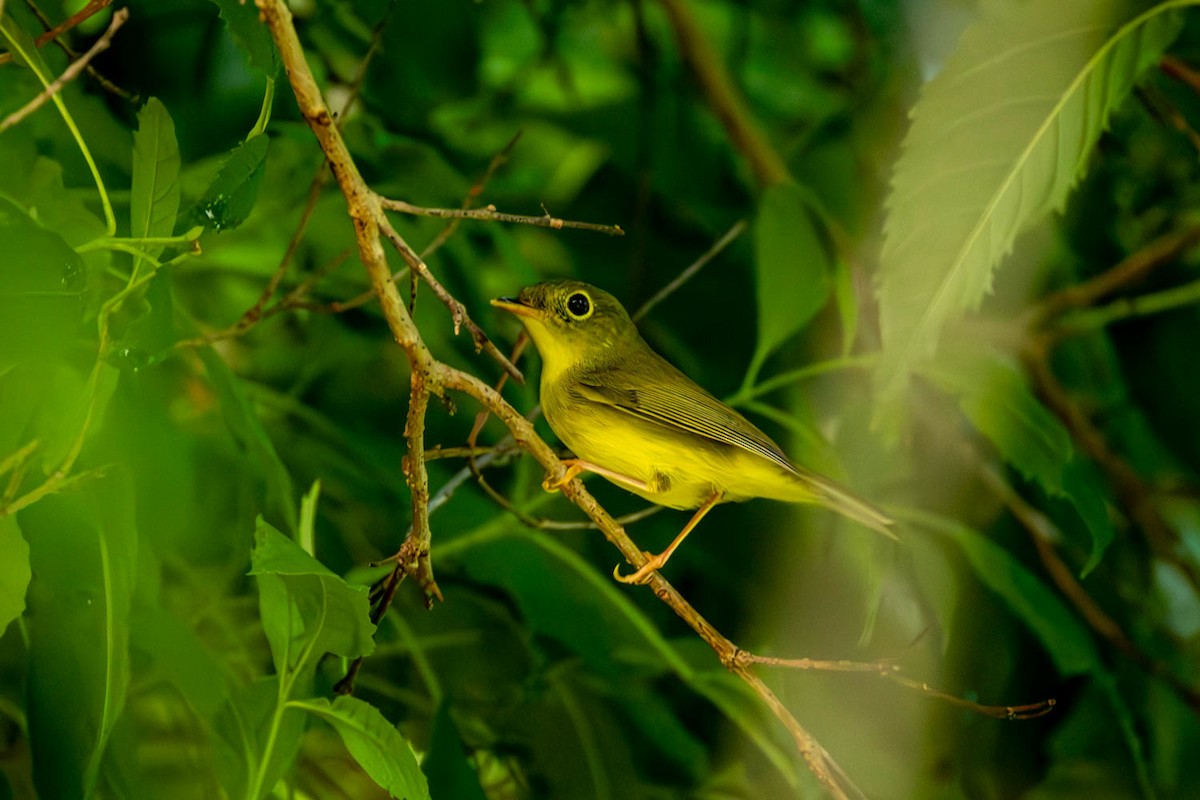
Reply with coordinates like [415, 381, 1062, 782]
[0, 516, 30, 637]
[198, 347, 296, 534]
[910, 510, 1099, 676]
[208, 0, 280, 77]
[249, 519, 375, 677]
[749, 182, 832, 380]
[875, 0, 1188, 417]
[832, 253, 859, 358]
[130, 98, 181, 257]
[424, 702, 488, 800]
[292, 696, 430, 800]
[195, 134, 270, 232]
[0, 197, 85, 366]
[22, 475, 138, 798]
[926, 350, 1114, 572]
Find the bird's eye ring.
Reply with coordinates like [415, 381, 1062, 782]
[565, 291, 592, 320]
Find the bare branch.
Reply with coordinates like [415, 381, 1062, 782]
[382, 196, 625, 237]
[1, 7, 128, 133]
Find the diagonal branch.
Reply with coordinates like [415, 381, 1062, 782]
[254, 1, 859, 795]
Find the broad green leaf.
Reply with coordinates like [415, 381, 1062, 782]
[926, 350, 1114, 573]
[832, 253, 859, 358]
[130, 98, 181, 258]
[910, 510, 1099, 676]
[208, 0, 280, 77]
[875, 0, 1188, 418]
[0, 516, 29, 637]
[292, 696, 430, 800]
[0, 197, 85, 366]
[195, 134, 270, 232]
[424, 702, 489, 800]
[22, 476, 138, 798]
[249, 519, 375, 677]
[749, 182, 831, 381]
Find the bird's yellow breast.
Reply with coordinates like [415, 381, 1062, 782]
[541, 374, 812, 510]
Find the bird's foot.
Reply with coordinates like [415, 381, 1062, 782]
[542, 460, 586, 492]
[612, 551, 665, 585]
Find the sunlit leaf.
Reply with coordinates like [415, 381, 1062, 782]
[0, 198, 85, 366]
[293, 696, 431, 800]
[0, 516, 30, 637]
[875, 0, 1187, 420]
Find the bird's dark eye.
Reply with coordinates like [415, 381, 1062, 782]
[566, 292, 592, 320]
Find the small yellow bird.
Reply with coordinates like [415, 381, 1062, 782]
[492, 279, 894, 584]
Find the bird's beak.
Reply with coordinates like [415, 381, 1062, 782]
[490, 296, 541, 319]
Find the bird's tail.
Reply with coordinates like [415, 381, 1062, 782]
[793, 468, 896, 540]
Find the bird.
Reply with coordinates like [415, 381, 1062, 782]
[491, 279, 893, 584]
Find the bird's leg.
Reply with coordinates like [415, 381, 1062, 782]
[542, 459, 654, 493]
[614, 491, 722, 585]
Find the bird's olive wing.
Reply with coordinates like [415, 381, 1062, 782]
[575, 366, 797, 475]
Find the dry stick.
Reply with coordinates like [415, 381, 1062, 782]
[420, 131, 524, 262]
[0, 0, 115, 67]
[633, 218, 747, 322]
[377, 213, 524, 383]
[381, 196, 625, 237]
[1161, 55, 1200, 96]
[657, 0, 789, 188]
[0, 7, 127, 132]
[978, 462, 1200, 714]
[253, 3, 858, 794]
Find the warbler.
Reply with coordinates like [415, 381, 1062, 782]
[492, 279, 893, 583]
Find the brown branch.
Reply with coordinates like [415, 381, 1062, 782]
[657, 0, 790, 188]
[0, 0, 114, 66]
[0, 7, 128, 132]
[1161, 55, 1200, 96]
[1032, 226, 1200, 328]
[382, 196, 625, 237]
[978, 462, 1200, 714]
[254, 2, 858, 794]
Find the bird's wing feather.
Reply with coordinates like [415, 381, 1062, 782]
[575, 358, 797, 475]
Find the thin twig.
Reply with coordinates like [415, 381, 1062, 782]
[633, 219, 747, 322]
[381, 197, 624, 237]
[0, 7, 128, 132]
[377, 213, 523, 382]
[254, 2, 859, 793]
[1031, 225, 1200, 327]
[1161, 55, 1200, 96]
[978, 462, 1200, 714]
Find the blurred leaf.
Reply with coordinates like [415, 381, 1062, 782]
[198, 348, 297, 534]
[911, 510, 1099, 675]
[875, 0, 1185, 419]
[0, 517, 29, 637]
[130, 97, 182, 257]
[0, 197, 85, 366]
[832, 253, 859, 357]
[749, 182, 831, 381]
[926, 350, 1115, 572]
[249, 519, 375, 677]
[424, 702, 488, 800]
[195, 134, 270, 232]
[22, 475, 138, 798]
[292, 696, 430, 800]
[129, 603, 228, 722]
[208, 0, 280, 77]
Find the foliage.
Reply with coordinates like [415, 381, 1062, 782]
[1, 0, 1200, 799]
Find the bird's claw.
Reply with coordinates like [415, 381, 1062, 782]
[612, 551, 662, 585]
